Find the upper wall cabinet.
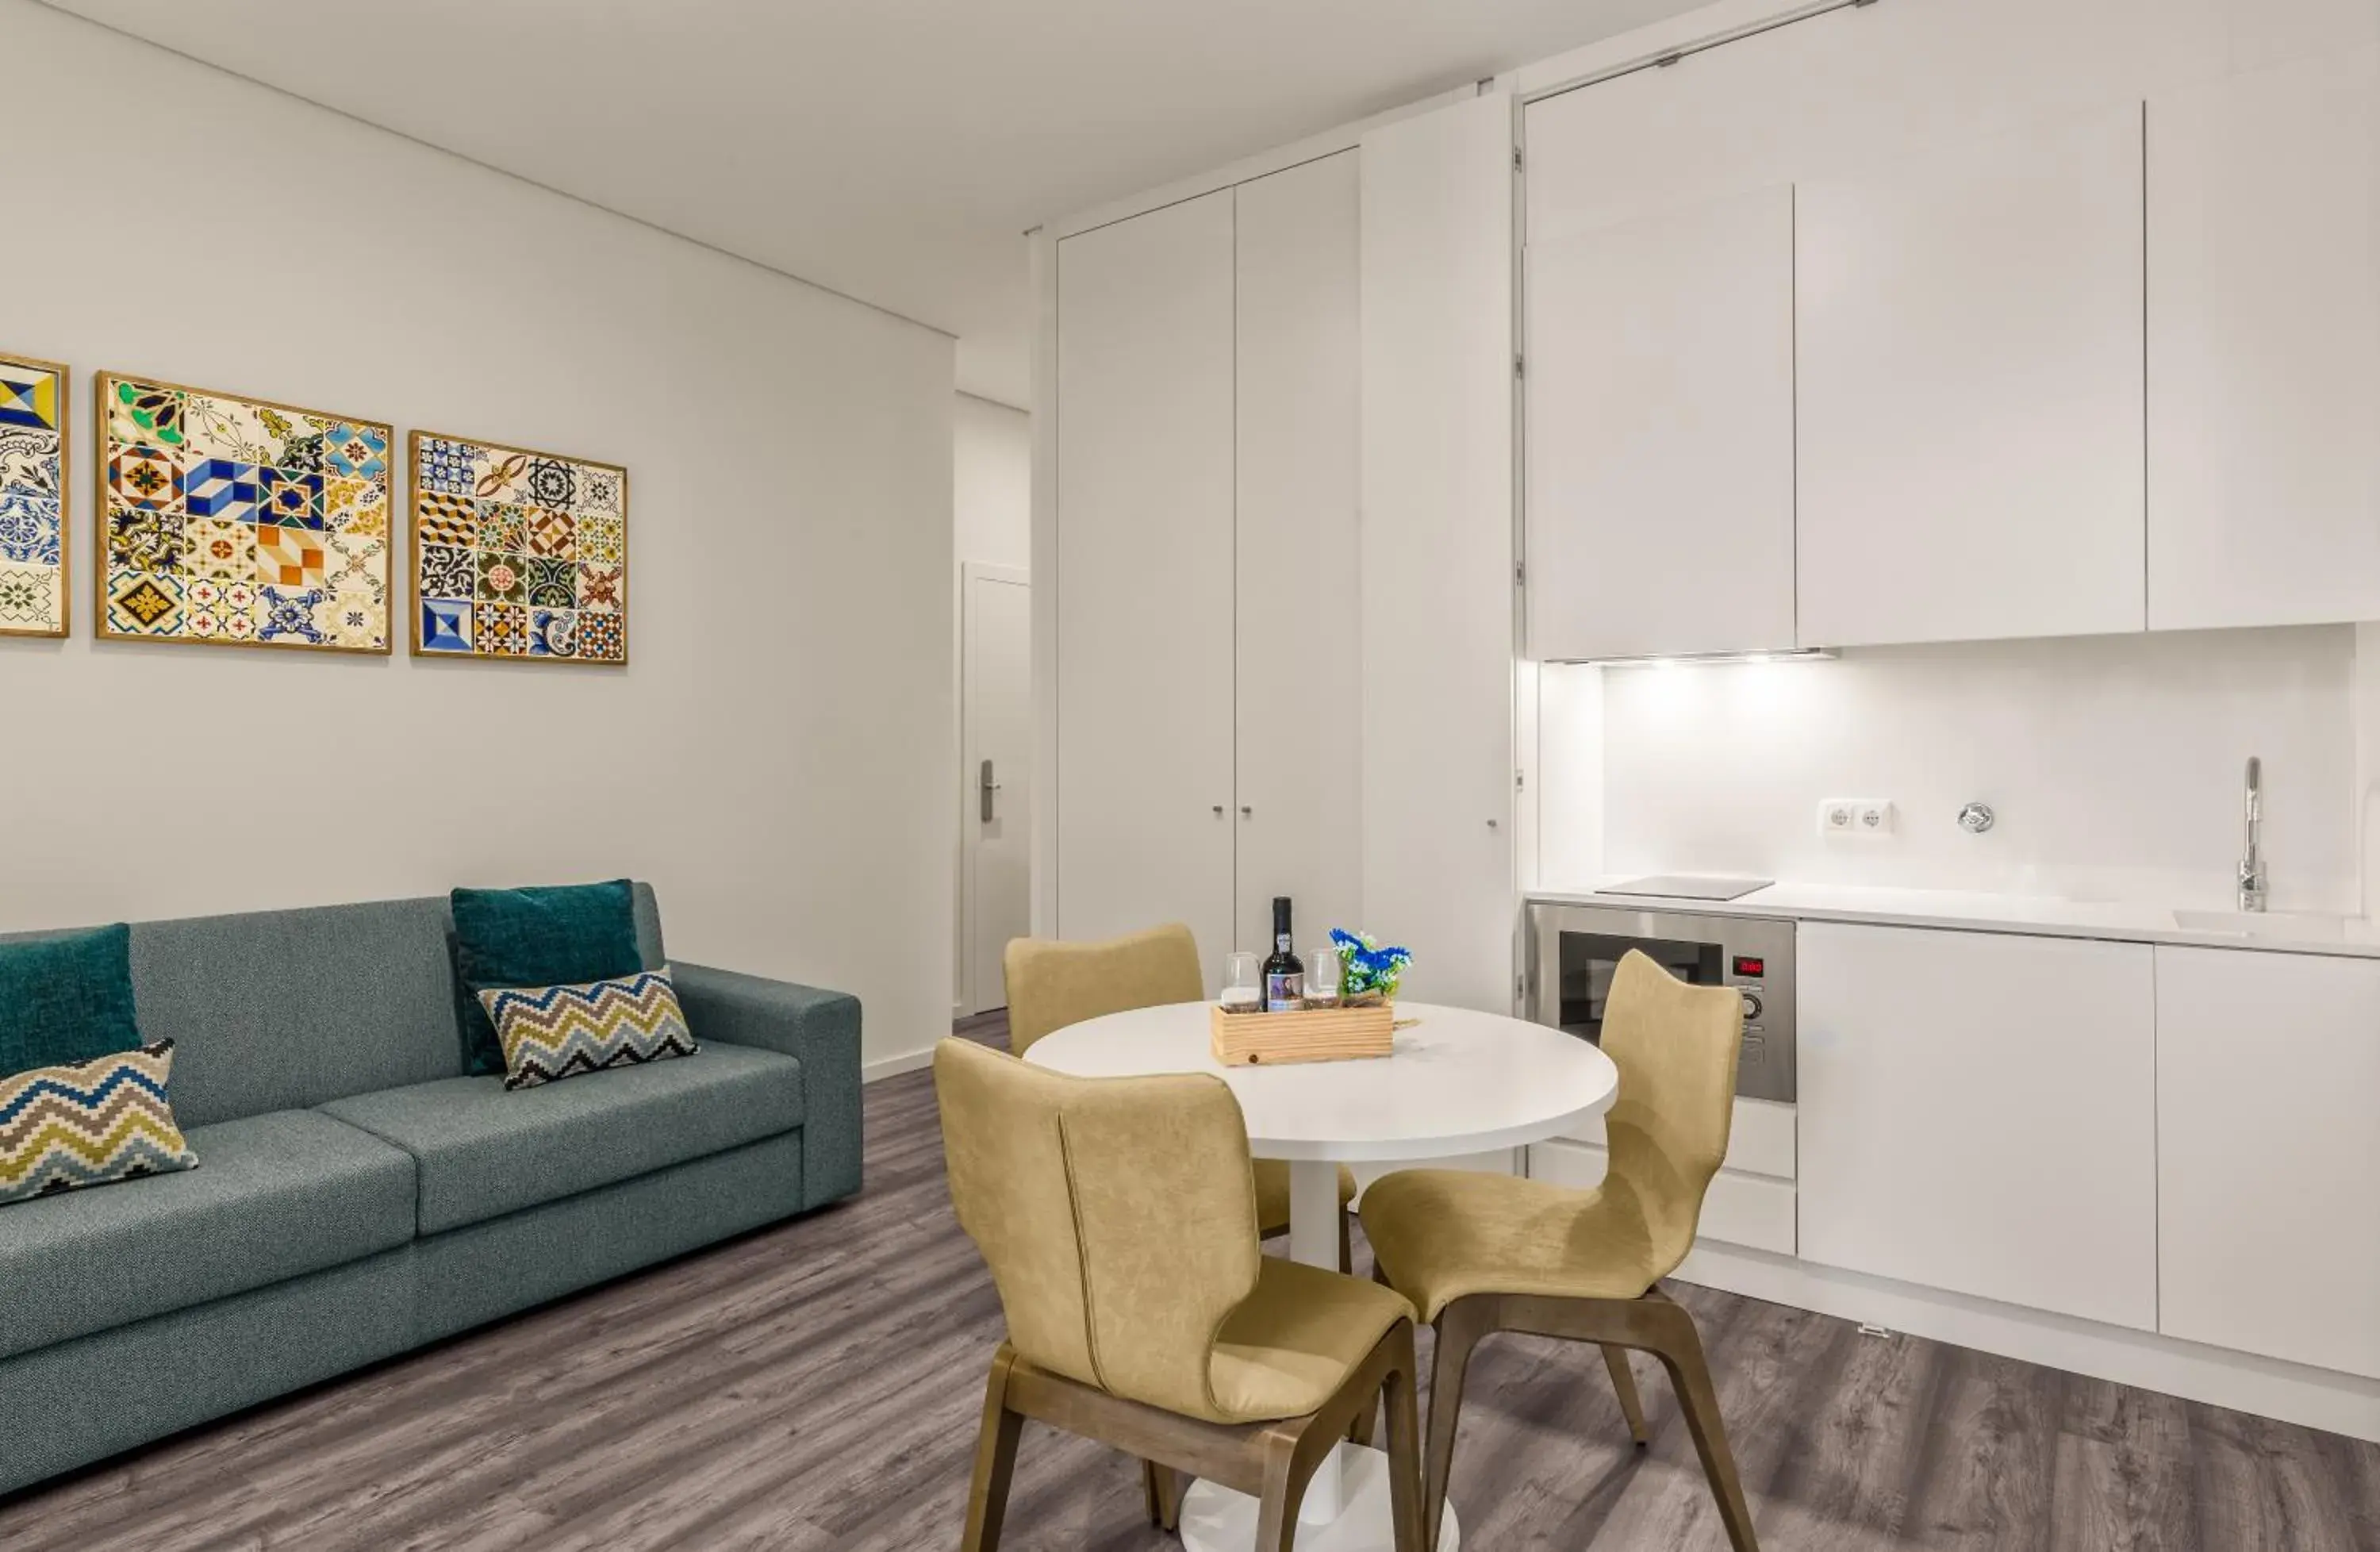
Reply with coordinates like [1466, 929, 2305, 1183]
[1054, 192, 1239, 978]
[2147, 48, 2380, 631]
[1795, 103, 2147, 647]
[1523, 184, 1795, 661]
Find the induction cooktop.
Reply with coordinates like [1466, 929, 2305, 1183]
[1595, 875, 1774, 902]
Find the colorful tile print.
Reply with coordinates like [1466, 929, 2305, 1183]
[0, 426, 61, 497]
[106, 570, 183, 636]
[0, 564, 61, 632]
[0, 360, 60, 432]
[101, 374, 388, 651]
[183, 458, 260, 521]
[256, 527, 326, 590]
[0, 494, 60, 567]
[475, 601, 530, 655]
[410, 432, 624, 663]
[420, 597, 473, 652]
[256, 467, 324, 528]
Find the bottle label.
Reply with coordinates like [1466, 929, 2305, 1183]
[1265, 972, 1303, 1012]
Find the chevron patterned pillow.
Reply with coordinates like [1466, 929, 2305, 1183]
[0, 1040, 198, 1207]
[478, 968, 698, 1092]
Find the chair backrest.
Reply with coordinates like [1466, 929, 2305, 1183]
[1001, 923, 1203, 1058]
[934, 1037, 1260, 1422]
[1600, 950, 1744, 1281]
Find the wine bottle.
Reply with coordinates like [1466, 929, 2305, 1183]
[1262, 897, 1304, 1012]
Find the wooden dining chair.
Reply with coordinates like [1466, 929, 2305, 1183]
[1004, 924, 1357, 1270]
[935, 1037, 1426, 1550]
[1359, 950, 1760, 1551]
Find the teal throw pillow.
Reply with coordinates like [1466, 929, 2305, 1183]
[0, 924, 143, 1078]
[451, 882, 643, 1076]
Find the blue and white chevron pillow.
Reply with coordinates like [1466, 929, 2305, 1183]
[478, 968, 698, 1091]
[0, 1041, 198, 1206]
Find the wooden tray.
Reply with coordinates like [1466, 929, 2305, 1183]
[1210, 1001, 1394, 1066]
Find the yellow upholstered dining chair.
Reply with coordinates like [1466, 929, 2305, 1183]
[935, 1038, 1426, 1550]
[1004, 924, 1358, 1270]
[1359, 950, 1760, 1551]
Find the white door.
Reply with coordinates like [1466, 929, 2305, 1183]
[2156, 946, 2380, 1379]
[1798, 922, 2159, 1331]
[1360, 95, 1518, 1013]
[2147, 48, 2380, 630]
[962, 565, 1031, 1016]
[1795, 102, 2147, 647]
[1054, 192, 1238, 985]
[1523, 182, 1797, 661]
[1234, 151, 1364, 958]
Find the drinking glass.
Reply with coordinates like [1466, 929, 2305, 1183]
[1305, 942, 1343, 1007]
[1220, 951, 1261, 1012]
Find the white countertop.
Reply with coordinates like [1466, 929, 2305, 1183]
[1526, 878, 2380, 958]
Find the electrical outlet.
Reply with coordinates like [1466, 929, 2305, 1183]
[1819, 798, 1896, 838]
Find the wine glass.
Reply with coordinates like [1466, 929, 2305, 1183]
[1220, 951, 1261, 1012]
[1305, 942, 1343, 1007]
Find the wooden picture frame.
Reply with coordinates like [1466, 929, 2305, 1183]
[0, 352, 71, 640]
[405, 428, 629, 666]
[92, 370, 394, 654]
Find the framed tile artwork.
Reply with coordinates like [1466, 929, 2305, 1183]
[93, 371, 393, 654]
[0, 352, 70, 639]
[407, 430, 628, 665]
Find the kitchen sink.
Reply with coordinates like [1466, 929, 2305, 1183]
[2170, 909, 2352, 943]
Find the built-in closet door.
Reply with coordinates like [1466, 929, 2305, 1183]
[2147, 48, 2380, 630]
[1054, 192, 1236, 983]
[1234, 152, 1363, 957]
[1795, 102, 2146, 647]
[1360, 96, 1517, 1013]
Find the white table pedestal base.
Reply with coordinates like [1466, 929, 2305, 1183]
[1177, 1443, 1460, 1551]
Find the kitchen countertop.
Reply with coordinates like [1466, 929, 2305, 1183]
[1526, 878, 2380, 959]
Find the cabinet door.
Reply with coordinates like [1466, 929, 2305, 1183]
[1798, 923, 2158, 1330]
[1796, 103, 2146, 647]
[1524, 184, 1796, 660]
[1234, 152, 1364, 956]
[1054, 192, 1236, 983]
[1360, 97, 1518, 1012]
[2148, 48, 2380, 630]
[2157, 947, 2380, 1378]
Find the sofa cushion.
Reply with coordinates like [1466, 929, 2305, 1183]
[318, 1042, 804, 1235]
[0, 1040, 197, 1207]
[480, 967, 697, 1091]
[451, 881, 645, 1078]
[0, 1108, 416, 1361]
[0, 923, 141, 1075]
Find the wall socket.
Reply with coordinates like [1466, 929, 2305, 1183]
[1819, 798, 1896, 837]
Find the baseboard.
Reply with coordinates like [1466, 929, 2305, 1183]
[862, 1047, 936, 1085]
[1673, 1240, 2380, 1444]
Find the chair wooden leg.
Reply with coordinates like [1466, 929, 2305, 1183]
[1348, 1391, 1379, 1447]
[1422, 1299, 1491, 1552]
[1600, 1343, 1650, 1446]
[1140, 1459, 1181, 1531]
[1640, 1293, 1759, 1552]
[962, 1347, 1026, 1552]
[1381, 1322, 1427, 1552]
[1339, 1205, 1354, 1275]
[1251, 1431, 1307, 1552]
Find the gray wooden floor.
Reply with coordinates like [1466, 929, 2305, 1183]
[6, 1012, 2376, 1550]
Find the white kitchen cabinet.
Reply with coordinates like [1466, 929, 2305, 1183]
[1798, 922, 2158, 1331]
[1795, 103, 2147, 647]
[2147, 48, 2380, 631]
[1360, 95, 1518, 1013]
[1522, 183, 1796, 661]
[1054, 192, 1238, 982]
[1234, 152, 1364, 954]
[2156, 946, 2380, 1380]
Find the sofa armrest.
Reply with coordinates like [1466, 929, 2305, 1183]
[673, 962, 862, 1207]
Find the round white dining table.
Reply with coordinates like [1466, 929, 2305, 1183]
[1026, 1000, 1621, 1552]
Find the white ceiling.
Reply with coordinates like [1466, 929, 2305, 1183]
[47, 0, 1707, 408]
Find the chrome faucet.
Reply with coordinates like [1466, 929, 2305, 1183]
[2238, 755, 2267, 913]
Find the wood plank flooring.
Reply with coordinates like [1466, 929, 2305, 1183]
[5, 1012, 2376, 1550]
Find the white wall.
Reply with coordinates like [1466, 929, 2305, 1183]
[1543, 628, 2357, 912]
[0, 2, 956, 1069]
[951, 392, 1030, 1009]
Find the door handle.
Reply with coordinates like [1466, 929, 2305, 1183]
[979, 759, 1002, 823]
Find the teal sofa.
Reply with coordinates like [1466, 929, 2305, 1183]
[0, 884, 861, 1497]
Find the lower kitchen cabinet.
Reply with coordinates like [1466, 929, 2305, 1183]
[2156, 946, 2380, 1379]
[1798, 922, 2158, 1330]
[1530, 1096, 1799, 1257]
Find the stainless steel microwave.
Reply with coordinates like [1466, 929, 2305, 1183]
[1526, 901, 1797, 1104]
